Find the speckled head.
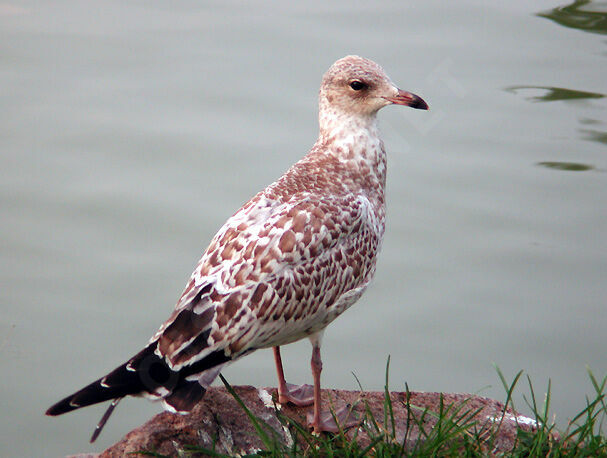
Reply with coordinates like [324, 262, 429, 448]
[319, 55, 428, 120]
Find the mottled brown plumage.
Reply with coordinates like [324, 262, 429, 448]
[46, 55, 428, 440]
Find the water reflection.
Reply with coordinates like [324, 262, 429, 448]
[537, 0, 607, 35]
[507, 85, 607, 149]
[506, 85, 605, 102]
[579, 118, 607, 144]
[537, 161, 595, 171]
[580, 128, 607, 144]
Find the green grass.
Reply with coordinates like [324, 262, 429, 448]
[138, 362, 607, 457]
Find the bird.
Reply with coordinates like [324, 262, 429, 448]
[46, 55, 428, 442]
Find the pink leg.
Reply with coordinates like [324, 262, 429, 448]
[307, 337, 359, 433]
[273, 346, 314, 407]
[310, 341, 323, 431]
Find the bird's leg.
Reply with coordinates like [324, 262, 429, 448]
[310, 341, 324, 431]
[306, 340, 359, 434]
[273, 346, 314, 406]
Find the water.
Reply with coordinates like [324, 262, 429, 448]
[1, 1, 606, 456]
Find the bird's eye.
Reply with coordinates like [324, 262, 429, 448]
[349, 80, 367, 91]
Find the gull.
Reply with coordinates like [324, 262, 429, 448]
[46, 55, 428, 441]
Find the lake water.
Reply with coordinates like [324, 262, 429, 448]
[1, 1, 606, 456]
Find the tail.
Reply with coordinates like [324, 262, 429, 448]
[46, 344, 229, 441]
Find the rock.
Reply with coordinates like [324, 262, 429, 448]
[91, 386, 540, 457]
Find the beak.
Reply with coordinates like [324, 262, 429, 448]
[383, 89, 428, 110]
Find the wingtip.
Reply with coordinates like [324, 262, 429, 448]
[90, 398, 122, 443]
[45, 398, 76, 416]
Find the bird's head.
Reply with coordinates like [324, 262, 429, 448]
[319, 55, 428, 122]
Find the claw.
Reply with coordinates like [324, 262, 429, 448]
[307, 404, 360, 433]
[278, 383, 314, 407]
